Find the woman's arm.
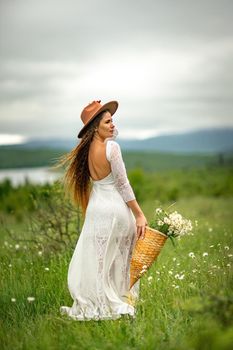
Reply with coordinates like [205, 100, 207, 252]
[126, 199, 148, 240]
[107, 140, 147, 239]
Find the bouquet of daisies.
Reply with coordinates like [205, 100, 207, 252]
[149, 203, 193, 246]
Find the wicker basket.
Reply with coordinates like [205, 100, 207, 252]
[130, 226, 168, 289]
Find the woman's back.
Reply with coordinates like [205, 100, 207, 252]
[88, 140, 111, 181]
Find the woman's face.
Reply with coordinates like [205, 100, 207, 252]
[96, 111, 115, 140]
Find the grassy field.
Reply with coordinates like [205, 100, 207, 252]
[0, 192, 232, 349]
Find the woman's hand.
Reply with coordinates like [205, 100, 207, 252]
[136, 213, 148, 240]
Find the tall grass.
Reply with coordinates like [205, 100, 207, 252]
[0, 195, 232, 350]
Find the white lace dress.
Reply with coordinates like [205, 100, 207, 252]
[60, 139, 140, 321]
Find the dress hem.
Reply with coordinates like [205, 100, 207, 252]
[60, 303, 136, 321]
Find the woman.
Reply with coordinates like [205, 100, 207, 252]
[59, 100, 148, 321]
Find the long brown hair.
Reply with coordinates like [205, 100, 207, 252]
[53, 110, 108, 216]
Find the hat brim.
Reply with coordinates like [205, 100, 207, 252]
[77, 100, 118, 138]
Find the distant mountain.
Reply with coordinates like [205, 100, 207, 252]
[2, 128, 233, 154]
[118, 128, 233, 154]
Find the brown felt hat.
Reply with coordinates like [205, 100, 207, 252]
[77, 100, 118, 138]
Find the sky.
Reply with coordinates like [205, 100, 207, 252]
[0, 0, 233, 144]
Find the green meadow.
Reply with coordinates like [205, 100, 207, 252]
[0, 150, 232, 350]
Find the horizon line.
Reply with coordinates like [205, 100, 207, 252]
[0, 126, 233, 145]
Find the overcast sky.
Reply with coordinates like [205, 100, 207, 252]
[0, 0, 233, 143]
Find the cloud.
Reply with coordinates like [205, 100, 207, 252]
[0, 0, 232, 140]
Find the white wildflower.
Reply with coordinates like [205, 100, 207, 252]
[164, 217, 171, 225]
[155, 208, 162, 214]
[203, 252, 208, 257]
[38, 251, 43, 256]
[173, 257, 177, 261]
[175, 273, 185, 280]
[209, 245, 214, 248]
[179, 274, 185, 280]
[224, 246, 230, 250]
[227, 263, 231, 267]
[158, 220, 163, 226]
[27, 297, 35, 303]
[228, 254, 232, 257]
[11, 298, 16, 302]
[44, 267, 49, 271]
[208, 227, 213, 232]
[172, 284, 179, 289]
[15, 244, 20, 250]
[148, 276, 153, 281]
[188, 252, 195, 258]
[168, 270, 173, 275]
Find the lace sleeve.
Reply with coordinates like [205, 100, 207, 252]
[106, 141, 136, 202]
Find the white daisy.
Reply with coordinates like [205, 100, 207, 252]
[27, 296, 35, 302]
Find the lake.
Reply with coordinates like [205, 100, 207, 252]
[0, 166, 62, 186]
